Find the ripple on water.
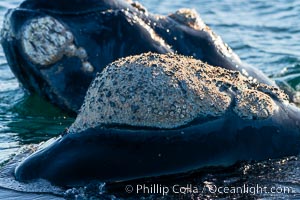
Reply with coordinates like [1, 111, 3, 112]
[0, 145, 64, 199]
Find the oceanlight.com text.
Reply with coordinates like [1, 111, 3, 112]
[125, 183, 294, 196]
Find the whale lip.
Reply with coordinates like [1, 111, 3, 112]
[14, 106, 300, 187]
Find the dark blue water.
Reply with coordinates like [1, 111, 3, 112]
[0, 0, 300, 199]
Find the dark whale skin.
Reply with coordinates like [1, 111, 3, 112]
[15, 103, 300, 186]
[1, 0, 299, 188]
[1, 0, 276, 113]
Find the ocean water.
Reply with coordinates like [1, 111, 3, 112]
[0, 0, 299, 199]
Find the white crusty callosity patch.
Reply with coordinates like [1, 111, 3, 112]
[69, 53, 287, 133]
[21, 16, 73, 66]
[169, 8, 206, 30]
[168, 9, 241, 64]
[130, 1, 148, 13]
[21, 16, 94, 72]
[234, 90, 276, 120]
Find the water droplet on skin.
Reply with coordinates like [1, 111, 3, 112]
[76, 47, 88, 59]
[65, 44, 77, 56]
[82, 62, 94, 73]
[242, 69, 249, 76]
